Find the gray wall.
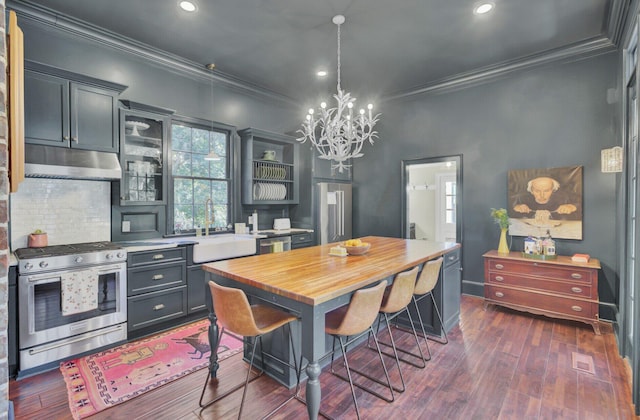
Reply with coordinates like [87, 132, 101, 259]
[17, 15, 301, 137]
[353, 52, 621, 318]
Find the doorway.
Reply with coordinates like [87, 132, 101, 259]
[401, 155, 462, 243]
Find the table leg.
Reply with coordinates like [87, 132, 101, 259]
[305, 361, 321, 420]
[207, 311, 220, 377]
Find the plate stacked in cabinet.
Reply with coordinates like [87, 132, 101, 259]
[252, 160, 291, 201]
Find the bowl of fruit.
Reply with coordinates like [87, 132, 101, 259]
[343, 238, 371, 255]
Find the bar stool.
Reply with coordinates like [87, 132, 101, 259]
[300, 280, 392, 420]
[412, 257, 447, 345]
[364, 266, 424, 393]
[199, 280, 300, 419]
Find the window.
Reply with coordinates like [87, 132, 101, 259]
[170, 119, 233, 233]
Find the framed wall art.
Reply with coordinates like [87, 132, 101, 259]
[507, 165, 583, 239]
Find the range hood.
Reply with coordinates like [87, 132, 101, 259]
[24, 144, 122, 181]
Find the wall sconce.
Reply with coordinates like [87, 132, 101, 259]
[601, 146, 623, 173]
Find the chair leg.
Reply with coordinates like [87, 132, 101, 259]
[371, 307, 428, 369]
[199, 328, 262, 410]
[329, 327, 396, 402]
[238, 337, 261, 419]
[430, 292, 449, 344]
[410, 296, 433, 361]
[351, 313, 406, 393]
[261, 323, 300, 419]
[337, 335, 362, 419]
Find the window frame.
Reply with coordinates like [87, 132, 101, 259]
[167, 115, 237, 235]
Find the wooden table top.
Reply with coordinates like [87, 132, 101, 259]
[482, 250, 601, 269]
[203, 236, 460, 306]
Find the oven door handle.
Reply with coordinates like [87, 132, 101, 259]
[27, 323, 125, 355]
[22, 263, 126, 284]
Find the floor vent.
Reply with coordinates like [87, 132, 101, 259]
[572, 351, 596, 375]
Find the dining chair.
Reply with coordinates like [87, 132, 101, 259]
[412, 257, 447, 345]
[199, 280, 300, 419]
[324, 279, 394, 419]
[362, 266, 424, 394]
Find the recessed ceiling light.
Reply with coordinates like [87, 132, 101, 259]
[317, 70, 328, 77]
[179, 1, 197, 12]
[474, 2, 494, 15]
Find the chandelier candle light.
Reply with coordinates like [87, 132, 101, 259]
[297, 15, 380, 173]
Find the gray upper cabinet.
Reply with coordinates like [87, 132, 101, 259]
[240, 128, 300, 205]
[118, 101, 174, 206]
[24, 61, 127, 153]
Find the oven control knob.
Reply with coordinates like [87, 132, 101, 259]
[106, 253, 114, 260]
[116, 251, 125, 259]
[39, 261, 48, 269]
[24, 262, 33, 270]
[75, 256, 84, 264]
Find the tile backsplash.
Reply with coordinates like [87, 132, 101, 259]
[10, 178, 111, 250]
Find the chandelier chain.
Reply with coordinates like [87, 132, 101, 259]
[337, 22, 341, 92]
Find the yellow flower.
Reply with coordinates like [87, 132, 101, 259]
[490, 208, 510, 229]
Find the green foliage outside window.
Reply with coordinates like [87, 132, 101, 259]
[171, 123, 230, 233]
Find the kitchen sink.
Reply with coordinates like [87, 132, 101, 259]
[192, 234, 257, 263]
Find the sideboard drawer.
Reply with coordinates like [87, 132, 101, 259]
[485, 285, 598, 320]
[488, 259, 594, 284]
[487, 272, 594, 299]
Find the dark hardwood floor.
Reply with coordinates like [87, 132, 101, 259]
[10, 295, 638, 419]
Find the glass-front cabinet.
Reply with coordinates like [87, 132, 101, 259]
[119, 102, 173, 206]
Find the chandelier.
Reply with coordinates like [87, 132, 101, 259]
[297, 15, 380, 173]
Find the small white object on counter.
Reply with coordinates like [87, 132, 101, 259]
[329, 245, 348, 257]
[273, 218, 291, 230]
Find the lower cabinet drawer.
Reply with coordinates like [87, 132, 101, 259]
[128, 261, 187, 296]
[128, 286, 188, 331]
[485, 285, 598, 320]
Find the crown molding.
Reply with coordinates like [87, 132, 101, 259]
[606, 0, 628, 47]
[6, 0, 299, 106]
[384, 36, 617, 101]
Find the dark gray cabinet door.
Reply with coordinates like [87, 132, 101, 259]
[24, 71, 70, 147]
[24, 67, 121, 153]
[187, 264, 207, 313]
[71, 83, 119, 152]
[441, 249, 461, 333]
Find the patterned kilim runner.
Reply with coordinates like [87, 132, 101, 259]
[61, 319, 242, 419]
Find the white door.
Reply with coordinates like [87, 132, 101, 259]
[435, 173, 456, 242]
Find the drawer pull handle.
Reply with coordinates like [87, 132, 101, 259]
[571, 273, 583, 279]
[152, 254, 165, 260]
[153, 304, 165, 311]
[495, 291, 504, 298]
[571, 287, 583, 293]
[494, 276, 504, 282]
[495, 264, 504, 270]
[571, 305, 582, 312]
[152, 274, 164, 281]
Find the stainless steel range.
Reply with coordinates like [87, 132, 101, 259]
[16, 241, 127, 372]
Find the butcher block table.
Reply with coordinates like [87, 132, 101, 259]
[202, 236, 460, 419]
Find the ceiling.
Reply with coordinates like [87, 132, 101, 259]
[15, 0, 622, 103]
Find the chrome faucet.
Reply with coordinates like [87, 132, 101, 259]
[204, 198, 214, 236]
